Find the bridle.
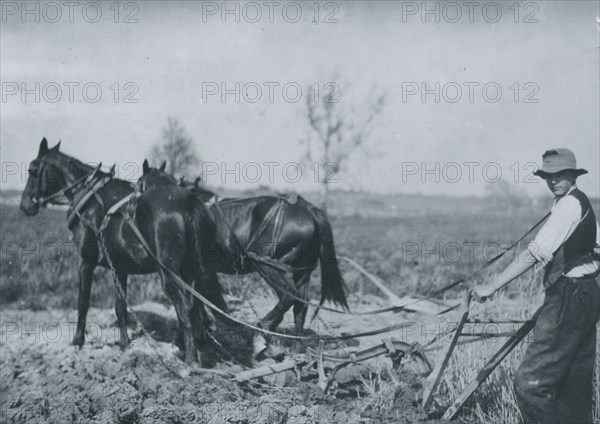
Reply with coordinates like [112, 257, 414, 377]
[31, 156, 104, 207]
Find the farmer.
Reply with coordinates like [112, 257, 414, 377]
[472, 148, 600, 424]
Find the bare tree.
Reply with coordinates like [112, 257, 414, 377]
[149, 117, 200, 177]
[301, 84, 385, 210]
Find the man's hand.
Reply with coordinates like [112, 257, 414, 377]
[469, 249, 538, 304]
[471, 283, 497, 303]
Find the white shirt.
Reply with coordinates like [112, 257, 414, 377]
[528, 185, 600, 277]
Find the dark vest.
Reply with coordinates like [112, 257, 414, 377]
[543, 188, 597, 289]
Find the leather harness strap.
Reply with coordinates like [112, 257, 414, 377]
[132, 175, 552, 319]
[105, 193, 134, 217]
[66, 175, 111, 227]
[244, 199, 284, 250]
[211, 201, 552, 317]
[270, 201, 285, 258]
[123, 214, 462, 342]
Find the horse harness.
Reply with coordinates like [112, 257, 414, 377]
[66, 170, 111, 229]
[47, 167, 554, 342]
[63, 171, 553, 323]
[209, 194, 319, 276]
[63, 168, 135, 264]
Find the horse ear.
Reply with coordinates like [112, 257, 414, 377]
[51, 140, 61, 152]
[38, 138, 49, 157]
[143, 159, 149, 175]
[159, 161, 166, 172]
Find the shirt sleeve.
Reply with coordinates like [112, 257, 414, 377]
[528, 196, 582, 264]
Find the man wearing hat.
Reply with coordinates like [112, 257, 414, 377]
[472, 148, 600, 424]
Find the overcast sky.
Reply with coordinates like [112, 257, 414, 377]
[1, 1, 599, 197]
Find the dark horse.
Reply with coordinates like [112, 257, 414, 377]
[20, 138, 225, 363]
[138, 162, 349, 337]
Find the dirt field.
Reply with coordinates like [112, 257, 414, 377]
[1, 200, 598, 423]
[1, 296, 457, 424]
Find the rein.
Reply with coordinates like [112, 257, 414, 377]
[123, 213, 462, 342]
[123, 192, 549, 341]
[211, 196, 551, 317]
[130, 173, 551, 340]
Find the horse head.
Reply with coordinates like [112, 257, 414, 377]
[20, 138, 65, 216]
[138, 159, 175, 190]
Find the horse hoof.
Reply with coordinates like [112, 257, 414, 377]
[253, 335, 268, 358]
[118, 339, 130, 351]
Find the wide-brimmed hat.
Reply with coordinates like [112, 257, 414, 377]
[533, 148, 588, 178]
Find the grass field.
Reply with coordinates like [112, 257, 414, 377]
[1, 192, 599, 423]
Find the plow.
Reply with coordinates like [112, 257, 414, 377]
[127, 218, 539, 419]
[233, 284, 537, 420]
[114, 172, 547, 420]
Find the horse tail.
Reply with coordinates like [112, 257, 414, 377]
[303, 201, 349, 311]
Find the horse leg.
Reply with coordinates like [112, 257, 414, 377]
[72, 261, 94, 347]
[186, 272, 212, 352]
[114, 271, 130, 349]
[193, 266, 227, 336]
[188, 282, 221, 368]
[290, 270, 312, 352]
[293, 271, 311, 335]
[255, 264, 296, 332]
[161, 270, 197, 363]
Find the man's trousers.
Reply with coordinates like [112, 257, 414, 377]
[514, 275, 600, 424]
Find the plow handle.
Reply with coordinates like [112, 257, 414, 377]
[462, 289, 472, 313]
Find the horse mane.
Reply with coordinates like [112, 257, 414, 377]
[140, 167, 215, 202]
[49, 150, 111, 182]
[179, 176, 215, 201]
